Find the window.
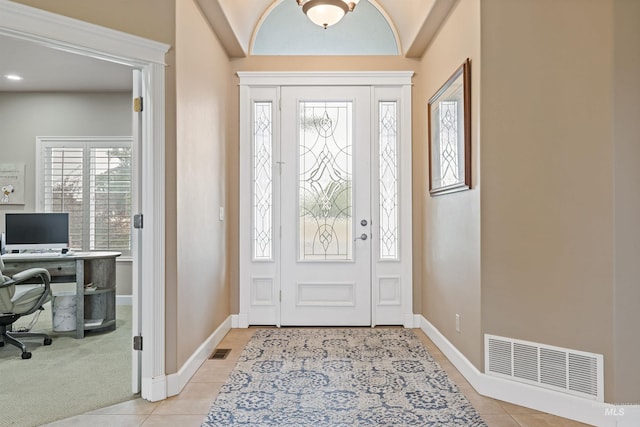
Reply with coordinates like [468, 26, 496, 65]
[36, 137, 132, 255]
[379, 101, 399, 260]
[253, 101, 273, 260]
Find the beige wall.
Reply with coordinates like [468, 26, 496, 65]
[480, 0, 618, 399]
[613, 0, 640, 404]
[173, 0, 231, 371]
[12, 0, 175, 45]
[418, 0, 482, 369]
[15, 0, 639, 404]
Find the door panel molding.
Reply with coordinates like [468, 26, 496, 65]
[250, 277, 275, 306]
[297, 282, 356, 307]
[377, 276, 402, 306]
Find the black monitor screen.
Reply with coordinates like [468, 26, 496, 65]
[4, 213, 69, 250]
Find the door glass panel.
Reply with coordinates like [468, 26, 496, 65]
[253, 102, 273, 260]
[298, 101, 353, 261]
[379, 101, 398, 260]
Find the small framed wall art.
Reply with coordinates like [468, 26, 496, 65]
[428, 58, 471, 196]
[0, 163, 26, 205]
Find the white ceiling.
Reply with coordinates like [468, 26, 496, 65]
[0, 35, 133, 92]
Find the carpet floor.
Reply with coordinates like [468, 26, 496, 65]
[202, 328, 487, 427]
[0, 303, 134, 427]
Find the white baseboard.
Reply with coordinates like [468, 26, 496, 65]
[403, 313, 416, 328]
[142, 375, 167, 402]
[116, 295, 132, 306]
[233, 313, 249, 328]
[166, 316, 233, 397]
[418, 315, 639, 427]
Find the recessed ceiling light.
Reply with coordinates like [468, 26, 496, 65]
[5, 74, 23, 81]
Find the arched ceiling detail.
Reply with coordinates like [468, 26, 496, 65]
[252, 0, 398, 55]
[197, 0, 458, 58]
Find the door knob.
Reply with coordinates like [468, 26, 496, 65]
[354, 233, 368, 241]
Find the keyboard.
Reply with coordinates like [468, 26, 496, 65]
[2, 252, 62, 259]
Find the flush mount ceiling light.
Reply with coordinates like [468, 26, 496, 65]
[296, 0, 360, 29]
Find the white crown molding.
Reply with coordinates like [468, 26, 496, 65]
[0, 0, 169, 66]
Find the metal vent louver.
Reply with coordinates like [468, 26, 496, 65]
[487, 338, 512, 376]
[485, 334, 603, 401]
[513, 342, 538, 382]
[540, 347, 567, 389]
[568, 353, 599, 396]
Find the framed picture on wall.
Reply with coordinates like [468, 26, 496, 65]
[0, 163, 26, 205]
[428, 58, 471, 196]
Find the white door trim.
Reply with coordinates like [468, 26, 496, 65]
[237, 71, 414, 87]
[238, 71, 414, 328]
[0, 0, 169, 401]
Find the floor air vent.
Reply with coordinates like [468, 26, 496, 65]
[209, 349, 231, 360]
[485, 334, 603, 401]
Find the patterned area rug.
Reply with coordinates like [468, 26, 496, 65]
[202, 328, 487, 427]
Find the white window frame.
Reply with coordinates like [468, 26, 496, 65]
[36, 136, 133, 256]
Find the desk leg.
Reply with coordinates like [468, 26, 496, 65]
[75, 259, 85, 339]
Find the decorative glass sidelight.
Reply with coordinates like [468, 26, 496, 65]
[298, 101, 353, 261]
[379, 101, 399, 260]
[253, 102, 273, 260]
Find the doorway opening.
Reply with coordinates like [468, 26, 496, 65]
[238, 72, 415, 328]
[0, 1, 169, 401]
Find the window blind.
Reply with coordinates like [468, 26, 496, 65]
[39, 138, 132, 255]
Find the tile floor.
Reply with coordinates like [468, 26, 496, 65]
[44, 328, 592, 427]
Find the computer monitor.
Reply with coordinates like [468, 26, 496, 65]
[4, 213, 69, 252]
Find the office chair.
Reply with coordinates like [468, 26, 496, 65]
[0, 257, 53, 359]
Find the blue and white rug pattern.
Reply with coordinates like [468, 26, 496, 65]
[202, 328, 487, 427]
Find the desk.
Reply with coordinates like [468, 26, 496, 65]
[1, 251, 121, 338]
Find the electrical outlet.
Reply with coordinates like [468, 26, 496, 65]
[455, 314, 461, 333]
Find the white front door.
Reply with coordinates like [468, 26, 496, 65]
[238, 72, 414, 329]
[280, 86, 371, 326]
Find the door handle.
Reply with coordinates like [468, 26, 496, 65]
[354, 233, 368, 241]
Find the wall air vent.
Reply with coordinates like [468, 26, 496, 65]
[485, 334, 603, 402]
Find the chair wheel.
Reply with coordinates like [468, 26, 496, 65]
[21, 352, 32, 359]
[44, 338, 52, 345]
